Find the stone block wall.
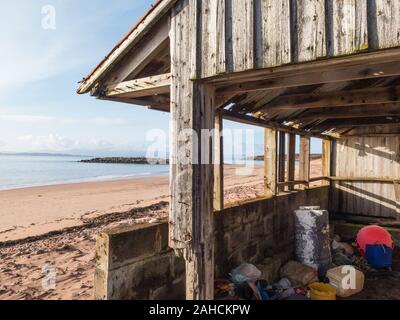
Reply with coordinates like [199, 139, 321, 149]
[94, 223, 185, 300]
[95, 186, 329, 300]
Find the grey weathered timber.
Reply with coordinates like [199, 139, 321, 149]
[214, 109, 224, 211]
[292, 0, 326, 62]
[170, 0, 215, 300]
[103, 16, 171, 86]
[292, 104, 400, 122]
[201, 0, 226, 77]
[209, 48, 400, 84]
[216, 60, 400, 97]
[299, 136, 310, 190]
[312, 117, 400, 131]
[287, 133, 296, 191]
[368, 0, 400, 49]
[104, 73, 171, 98]
[259, 85, 400, 112]
[394, 180, 400, 220]
[278, 132, 286, 193]
[222, 109, 329, 139]
[227, 0, 254, 72]
[77, 0, 177, 94]
[255, 0, 291, 68]
[331, 135, 400, 218]
[264, 128, 278, 196]
[79, 0, 400, 93]
[322, 138, 331, 186]
[327, 0, 368, 56]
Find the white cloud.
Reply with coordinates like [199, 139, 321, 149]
[18, 134, 77, 151]
[16, 134, 115, 152]
[0, 140, 7, 148]
[0, 114, 130, 126]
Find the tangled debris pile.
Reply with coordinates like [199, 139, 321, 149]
[215, 207, 396, 301]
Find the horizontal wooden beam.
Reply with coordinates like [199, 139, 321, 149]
[259, 85, 400, 112]
[311, 117, 400, 131]
[277, 180, 308, 187]
[98, 95, 170, 110]
[329, 177, 399, 183]
[309, 176, 329, 182]
[208, 48, 400, 85]
[103, 73, 171, 98]
[216, 61, 400, 97]
[222, 110, 329, 139]
[288, 103, 400, 122]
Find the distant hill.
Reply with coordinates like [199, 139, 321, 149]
[80, 157, 169, 165]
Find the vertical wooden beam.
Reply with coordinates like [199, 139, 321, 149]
[322, 138, 331, 186]
[227, 0, 254, 72]
[264, 128, 278, 197]
[170, 0, 215, 300]
[287, 133, 296, 191]
[291, 0, 326, 63]
[201, 0, 226, 77]
[214, 109, 224, 211]
[326, 0, 368, 57]
[394, 180, 400, 221]
[299, 135, 310, 190]
[278, 131, 286, 193]
[368, 0, 400, 49]
[255, 0, 291, 68]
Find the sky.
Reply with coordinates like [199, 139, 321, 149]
[0, 1, 321, 157]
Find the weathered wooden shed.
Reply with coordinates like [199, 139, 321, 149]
[78, 0, 400, 300]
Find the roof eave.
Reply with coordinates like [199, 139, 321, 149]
[77, 0, 176, 95]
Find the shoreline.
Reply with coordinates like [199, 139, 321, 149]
[0, 175, 171, 242]
[0, 163, 268, 242]
[0, 161, 322, 243]
[0, 171, 169, 193]
[0, 160, 322, 300]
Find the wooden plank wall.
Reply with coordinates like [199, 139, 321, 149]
[331, 135, 400, 218]
[195, 0, 400, 78]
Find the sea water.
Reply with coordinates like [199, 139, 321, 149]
[0, 154, 169, 191]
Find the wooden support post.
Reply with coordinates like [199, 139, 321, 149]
[170, 82, 216, 300]
[394, 181, 400, 221]
[322, 138, 331, 186]
[278, 132, 286, 193]
[287, 134, 296, 191]
[299, 136, 310, 190]
[170, 0, 214, 300]
[264, 128, 278, 197]
[214, 109, 224, 211]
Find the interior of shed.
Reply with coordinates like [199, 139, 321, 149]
[88, 41, 400, 299]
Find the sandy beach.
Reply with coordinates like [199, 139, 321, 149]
[0, 160, 322, 300]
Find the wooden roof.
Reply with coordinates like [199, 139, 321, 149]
[77, 0, 176, 94]
[77, 0, 400, 139]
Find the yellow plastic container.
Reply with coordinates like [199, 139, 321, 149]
[309, 283, 337, 300]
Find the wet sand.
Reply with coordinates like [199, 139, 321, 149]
[0, 160, 322, 300]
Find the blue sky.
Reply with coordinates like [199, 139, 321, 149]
[0, 1, 321, 157]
